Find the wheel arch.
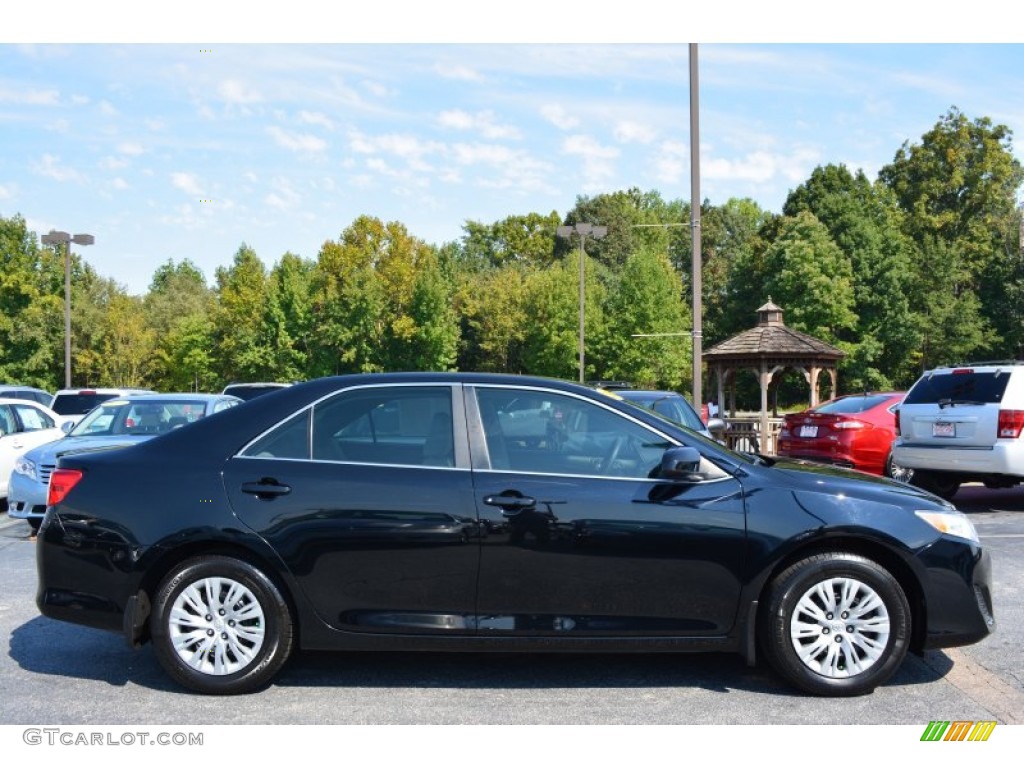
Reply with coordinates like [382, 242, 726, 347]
[133, 539, 302, 649]
[753, 535, 928, 655]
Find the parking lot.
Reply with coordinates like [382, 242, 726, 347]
[1, 485, 1022, 726]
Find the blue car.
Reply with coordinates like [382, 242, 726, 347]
[7, 393, 241, 529]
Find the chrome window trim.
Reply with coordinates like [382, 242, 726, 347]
[235, 382, 467, 467]
[467, 382, 734, 481]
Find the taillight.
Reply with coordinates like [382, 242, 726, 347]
[997, 410, 1024, 439]
[48, 468, 84, 506]
[831, 420, 868, 430]
[893, 407, 901, 437]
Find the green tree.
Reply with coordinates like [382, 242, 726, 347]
[594, 247, 690, 390]
[0, 215, 64, 389]
[879, 107, 1024, 364]
[145, 259, 214, 390]
[784, 165, 919, 388]
[211, 244, 272, 383]
[760, 211, 858, 347]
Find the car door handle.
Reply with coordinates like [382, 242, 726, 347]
[241, 479, 292, 499]
[483, 493, 536, 513]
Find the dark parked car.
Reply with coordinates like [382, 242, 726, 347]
[36, 373, 993, 696]
[777, 392, 905, 476]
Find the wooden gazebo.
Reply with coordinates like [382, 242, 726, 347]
[703, 300, 845, 447]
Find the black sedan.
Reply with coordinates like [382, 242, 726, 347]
[36, 373, 994, 696]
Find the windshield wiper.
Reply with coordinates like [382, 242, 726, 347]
[938, 398, 985, 408]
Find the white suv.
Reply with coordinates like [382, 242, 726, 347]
[891, 361, 1024, 499]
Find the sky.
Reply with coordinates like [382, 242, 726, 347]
[2, 3, 1023, 295]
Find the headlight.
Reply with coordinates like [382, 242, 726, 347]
[13, 457, 36, 481]
[915, 510, 979, 544]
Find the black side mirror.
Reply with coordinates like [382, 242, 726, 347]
[660, 446, 705, 482]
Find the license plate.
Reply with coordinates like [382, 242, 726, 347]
[799, 425, 818, 438]
[933, 422, 955, 437]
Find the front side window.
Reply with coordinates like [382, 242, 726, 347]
[475, 388, 671, 479]
[312, 386, 455, 468]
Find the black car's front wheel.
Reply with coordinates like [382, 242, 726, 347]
[151, 555, 294, 695]
[761, 552, 911, 696]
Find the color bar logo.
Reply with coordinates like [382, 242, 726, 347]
[921, 721, 996, 741]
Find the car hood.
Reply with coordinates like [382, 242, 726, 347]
[765, 457, 951, 509]
[21, 434, 150, 464]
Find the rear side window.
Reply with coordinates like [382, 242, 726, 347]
[816, 394, 892, 414]
[51, 393, 120, 415]
[904, 371, 1010, 405]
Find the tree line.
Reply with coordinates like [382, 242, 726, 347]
[1, 108, 1022, 406]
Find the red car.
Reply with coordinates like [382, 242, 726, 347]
[776, 392, 905, 476]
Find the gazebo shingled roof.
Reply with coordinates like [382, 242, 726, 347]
[704, 300, 844, 362]
[703, 300, 845, 450]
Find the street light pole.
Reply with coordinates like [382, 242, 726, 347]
[556, 222, 607, 383]
[40, 230, 94, 388]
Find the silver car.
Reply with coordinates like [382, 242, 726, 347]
[7, 393, 241, 529]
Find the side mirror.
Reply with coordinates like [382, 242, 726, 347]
[660, 446, 705, 482]
[60, 420, 75, 434]
[706, 417, 728, 436]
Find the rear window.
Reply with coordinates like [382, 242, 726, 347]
[223, 384, 288, 401]
[904, 371, 1010, 405]
[51, 393, 120, 415]
[816, 394, 893, 414]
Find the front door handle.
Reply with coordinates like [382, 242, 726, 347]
[483, 493, 536, 512]
[241, 479, 292, 499]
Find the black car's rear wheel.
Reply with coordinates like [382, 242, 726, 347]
[151, 556, 294, 695]
[761, 552, 910, 696]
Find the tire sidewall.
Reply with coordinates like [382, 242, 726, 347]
[763, 553, 910, 696]
[151, 555, 293, 695]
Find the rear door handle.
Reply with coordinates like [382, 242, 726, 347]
[241, 479, 292, 499]
[483, 493, 536, 513]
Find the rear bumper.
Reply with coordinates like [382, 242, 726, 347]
[893, 440, 1024, 479]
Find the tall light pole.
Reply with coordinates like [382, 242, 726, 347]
[689, 42, 703, 412]
[556, 222, 607, 383]
[40, 230, 94, 388]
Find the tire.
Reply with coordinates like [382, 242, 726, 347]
[760, 552, 911, 696]
[150, 555, 294, 695]
[911, 470, 961, 501]
[884, 453, 914, 484]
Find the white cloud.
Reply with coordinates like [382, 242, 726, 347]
[434, 63, 484, 82]
[299, 111, 335, 130]
[268, 126, 328, 153]
[437, 109, 521, 139]
[541, 104, 580, 131]
[562, 135, 619, 190]
[349, 131, 443, 172]
[111, 177, 129, 190]
[0, 182, 14, 200]
[613, 120, 656, 144]
[34, 154, 83, 182]
[652, 139, 688, 184]
[219, 79, 262, 105]
[265, 182, 301, 210]
[99, 100, 118, 116]
[171, 172, 203, 196]
[0, 87, 60, 105]
[704, 148, 820, 184]
[118, 141, 145, 156]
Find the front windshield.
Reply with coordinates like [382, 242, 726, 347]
[72, 400, 208, 437]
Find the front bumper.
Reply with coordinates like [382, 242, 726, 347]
[918, 537, 994, 650]
[6, 470, 48, 521]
